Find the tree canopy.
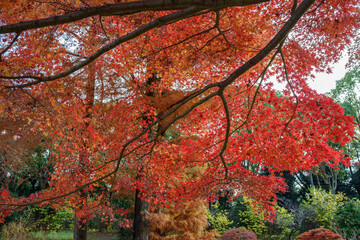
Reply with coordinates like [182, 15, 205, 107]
[0, 0, 359, 228]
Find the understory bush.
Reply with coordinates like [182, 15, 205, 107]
[335, 198, 360, 239]
[301, 187, 346, 229]
[222, 228, 257, 240]
[210, 188, 359, 239]
[0, 221, 35, 240]
[26, 206, 74, 231]
[207, 200, 233, 235]
[149, 200, 216, 240]
[237, 197, 266, 236]
[296, 228, 343, 240]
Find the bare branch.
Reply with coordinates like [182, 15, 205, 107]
[306, 0, 325, 15]
[230, 43, 282, 136]
[291, 0, 298, 14]
[44, 82, 56, 97]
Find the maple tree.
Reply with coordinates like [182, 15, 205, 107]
[296, 228, 344, 240]
[0, 0, 359, 239]
[222, 228, 258, 240]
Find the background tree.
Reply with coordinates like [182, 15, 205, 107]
[328, 67, 360, 196]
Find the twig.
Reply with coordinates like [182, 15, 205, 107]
[279, 49, 299, 135]
[19, 88, 37, 107]
[0, 32, 21, 61]
[99, 16, 109, 40]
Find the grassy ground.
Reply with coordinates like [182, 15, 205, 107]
[31, 231, 119, 240]
[32, 231, 72, 239]
[0, 221, 127, 240]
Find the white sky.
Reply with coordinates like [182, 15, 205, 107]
[308, 56, 348, 94]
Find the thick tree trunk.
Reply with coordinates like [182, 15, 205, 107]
[74, 63, 96, 240]
[74, 217, 87, 240]
[132, 74, 159, 240]
[132, 188, 149, 240]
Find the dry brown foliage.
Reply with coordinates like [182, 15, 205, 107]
[149, 200, 216, 240]
[0, 221, 36, 240]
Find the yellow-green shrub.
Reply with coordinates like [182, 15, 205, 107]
[301, 187, 346, 229]
[207, 201, 233, 235]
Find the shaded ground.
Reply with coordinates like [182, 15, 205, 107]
[88, 231, 118, 240]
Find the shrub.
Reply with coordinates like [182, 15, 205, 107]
[26, 206, 74, 231]
[237, 197, 266, 235]
[335, 198, 360, 238]
[263, 205, 296, 240]
[222, 228, 257, 240]
[0, 221, 35, 240]
[301, 187, 346, 229]
[207, 200, 233, 235]
[296, 228, 343, 240]
[149, 200, 216, 240]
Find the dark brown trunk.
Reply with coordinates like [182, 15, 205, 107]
[132, 74, 162, 240]
[74, 63, 96, 240]
[73, 189, 88, 240]
[74, 216, 87, 240]
[132, 187, 149, 240]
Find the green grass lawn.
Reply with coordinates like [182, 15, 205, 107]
[32, 231, 73, 240]
[31, 231, 119, 240]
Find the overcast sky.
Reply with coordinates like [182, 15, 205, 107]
[308, 56, 348, 94]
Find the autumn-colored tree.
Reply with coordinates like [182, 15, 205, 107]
[148, 165, 216, 240]
[222, 228, 258, 240]
[0, 0, 359, 240]
[296, 228, 344, 240]
[149, 200, 216, 240]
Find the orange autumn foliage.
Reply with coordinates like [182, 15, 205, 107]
[0, 0, 359, 227]
[149, 200, 216, 240]
[296, 228, 344, 240]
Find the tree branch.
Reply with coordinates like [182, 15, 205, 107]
[215, 10, 233, 48]
[219, 91, 231, 180]
[0, 0, 269, 34]
[218, 0, 316, 89]
[0, 32, 21, 61]
[146, 25, 216, 57]
[2, 7, 201, 88]
[280, 49, 299, 134]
